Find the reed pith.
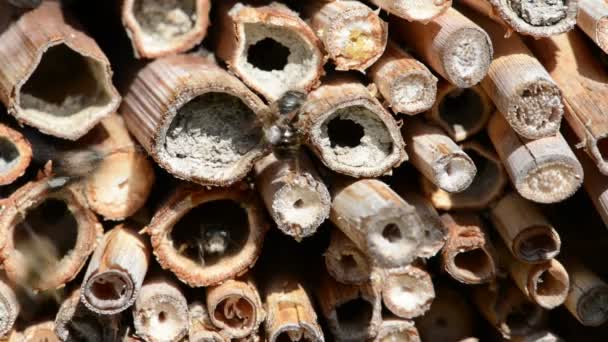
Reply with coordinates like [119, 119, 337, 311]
[370, 0, 451, 23]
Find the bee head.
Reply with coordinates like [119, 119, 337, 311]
[277, 90, 307, 115]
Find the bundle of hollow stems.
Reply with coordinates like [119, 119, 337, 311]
[0, 0, 607, 341]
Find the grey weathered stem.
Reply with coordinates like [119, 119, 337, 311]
[563, 258, 608, 326]
[324, 228, 371, 285]
[378, 264, 435, 319]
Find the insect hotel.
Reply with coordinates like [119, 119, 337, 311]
[0, 0, 606, 340]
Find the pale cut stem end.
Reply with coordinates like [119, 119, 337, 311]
[374, 317, 420, 342]
[82, 270, 135, 315]
[518, 159, 583, 204]
[528, 260, 569, 309]
[491, 0, 577, 37]
[0, 278, 18, 337]
[381, 265, 435, 319]
[371, 0, 452, 22]
[21, 321, 59, 342]
[443, 28, 493, 88]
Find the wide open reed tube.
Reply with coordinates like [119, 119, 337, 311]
[324, 227, 371, 285]
[473, 281, 545, 338]
[0, 123, 32, 186]
[55, 289, 120, 342]
[0, 276, 18, 337]
[379, 263, 435, 319]
[374, 317, 420, 342]
[462, 0, 577, 37]
[121, 54, 267, 187]
[467, 10, 564, 139]
[369, 0, 451, 23]
[527, 29, 608, 175]
[440, 213, 497, 284]
[146, 183, 269, 287]
[80, 224, 150, 315]
[188, 302, 224, 342]
[368, 41, 437, 115]
[306, 0, 387, 71]
[133, 276, 189, 342]
[0, 178, 102, 292]
[0, 0, 120, 140]
[330, 178, 445, 267]
[391, 8, 493, 88]
[490, 192, 561, 263]
[416, 284, 476, 342]
[215, 1, 325, 102]
[563, 258, 608, 326]
[206, 276, 265, 340]
[402, 119, 477, 193]
[122, 0, 211, 58]
[421, 141, 507, 210]
[81, 113, 155, 220]
[488, 112, 583, 203]
[302, 78, 407, 178]
[427, 81, 493, 142]
[254, 152, 330, 241]
[577, 0, 608, 53]
[317, 273, 381, 341]
[263, 274, 323, 342]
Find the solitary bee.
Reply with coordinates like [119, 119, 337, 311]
[262, 90, 308, 162]
[176, 223, 235, 267]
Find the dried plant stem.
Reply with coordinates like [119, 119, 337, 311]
[488, 112, 583, 203]
[402, 119, 477, 193]
[122, 0, 211, 58]
[302, 77, 407, 177]
[391, 8, 493, 88]
[324, 228, 371, 285]
[81, 224, 150, 315]
[563, 258, 608, 326]
[0, 0, 120, 140]
[440, 213, 497, 284]
[368, 41, 437, 115]
[427, 81, 493, 142]
[577, 0, 608, 53]
[21, 321, 60, 342]
[146, 183, 268, 287]
[254, 152, 330, 241]
[0, 123, 32, 186]
[133, 276, 189, 342]
[0, 277, 18, 337]
[121, 54, 267, 187]
[378, 264, 435, 319]
[574, 148, 608, 227]
[215, 1, 325, 101]
[490, 192, 561, 263]
[188, 302, 224, 342]
[206, 277, 265, 340]
[369, 0, 451, 23]
[374, 317, 420, 342]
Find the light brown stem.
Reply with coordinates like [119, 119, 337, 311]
[490, 192, 561, 263]
[373, 316, 420, 342]
[527, 29, 608, 175]
[0, 123, 31, 186]
[416, 284, 476, 342]
[81, 223, 150, 315]
[262, 274, 324, 342]
[324, 227, 372, 285]
[0, 276, 18, 337]
[563, 258, 608, 326]
[82, 114, 155, 220]
[391, 8, 493, 88]
[473, 281, 545, 339]
[215, 1, 325, 101]
[306, 0, 387, 71]
[122, 0, 211, 59]
[146, 183, 269, 287]
[369, 0, 451, 22]
[206, 276, 265, 340]
[426, 81, 493, 142]
[330, 178, 445, 267]
[577, 0, 608, 54]
[574, 147, 608, 227]
[0, 0, 120, 140]
[55, 289, 121, 342]
[440, 213, 497, 284]
[316, 273, 381, 341]
[0, 178, 102, 292]
[21, 321, 60, 342]
[466, 9, 564, 139]
[421, 140, 507, 210]
[368, 41, 437, 115]
[511, 330, 564, 342]
[121, 54, 267, 187]
[302, 77, 407, 178]
[488, 112, 583, 203]
[378, 263, 435, 319]
[402, 119, 477, 193]
[254, 152, 330, 241]
[188, 302, 224, 342]
[133, 276, 189, 342]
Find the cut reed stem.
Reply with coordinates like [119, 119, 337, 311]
[577, 0, 608, 54]
[188, 302, 224, 342]
[374, 316, 420, 342]
[563, 258, 608, 326]
[0, 276, 18, 337]
[324, 227, 371, 285]
[378, 263, 435, 319]
[0, 123, 32, 186]
[369, 0, 451, 23]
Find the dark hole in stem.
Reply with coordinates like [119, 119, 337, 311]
[158, 311, 167, 323]
[438, 88, 483, 134]
[460, 147, 498, 197]
[518, 230, 557, 262]
[436, 317, 447, 328]
[336, 297, 373, 334]
[340, 254, 358, 271]
[247, 38, 290, 71]
[537, 269, 564, 297]
[91, 281, 121, 301]
[327, 117, 364, 148]
[293, 199, 304, 209]
[454, 248, 490, 276]
[506, 302, 537, 335]
[171, 200, 249, 267]
[0, 137, 20, 173]
[276, 331, 313, 342]
[214, 296, 253, 328]
[382, 223, 402, 243]
[597, 137, 608, 162]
